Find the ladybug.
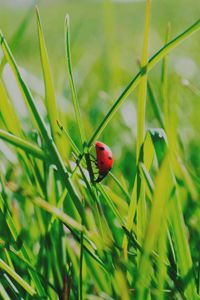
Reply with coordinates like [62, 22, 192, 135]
[94, 141, 114, 182]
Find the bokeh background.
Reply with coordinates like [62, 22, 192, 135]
[1, 0, 200, 183]
[0, 0, 200, 191]
[0, 1, 200, 298]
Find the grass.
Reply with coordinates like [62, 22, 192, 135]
[0, 1, 200, 299]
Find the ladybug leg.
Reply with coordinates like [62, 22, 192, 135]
[94, 174, 105, 183]
[89, 153, 97, 166]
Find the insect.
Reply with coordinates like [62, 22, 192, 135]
[94, 141, 114, 182]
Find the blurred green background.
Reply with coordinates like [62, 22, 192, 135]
[0, 0, 200, 186]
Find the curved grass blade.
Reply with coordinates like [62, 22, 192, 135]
[0, 129, 45, 160]
[88, 18, 200, 147]
[65, 15, 85, 147]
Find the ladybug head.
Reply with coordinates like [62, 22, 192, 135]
[95, 141, 104, 148]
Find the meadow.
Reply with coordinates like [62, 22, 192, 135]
[0, 0, 200, 299]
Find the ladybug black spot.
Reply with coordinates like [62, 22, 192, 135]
[99, 146, 105, 151]
[108, 156, 112, 160]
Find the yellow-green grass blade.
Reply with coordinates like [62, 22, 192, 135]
[57, 120, 80, 157]
[0, 31, 84, 218]
[0, 282, 11, 300]
[103, 185, 129, 214]
[139, 163, 154, 199]
[0, 129, 45, 160]
[136, 0, 151, 160]
[138, 147, 197, 298]
[159, 23, 197, 297]
[173, 155, 198, 202]
[137, 155, 197, 298]
[0, 80, 23, 137]
[136, 0, 151, 248]
[114, 268, 130, 300]
[109, 172, 131, 203]
[169, 191, 197, 299]
[0, 259, 36, 296]
[36, 8, 61, 151]
[123, 128, 167, 255]
[88, 17, 200, 147]
[65, 15, 85, 147]
[161, 22, 171, 132]
[136, 155, 173, 300]
[97, 185, 124, 225]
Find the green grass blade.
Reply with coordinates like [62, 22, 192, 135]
[0, 129, 45, 160]
[57, 120, 80, 156]
[97, 185, 124, 225]
[139, 163, 154, 198]
[36, 7, 60, 148]
[147, 81, 164, 128]
[0, 259, 36, 296]
[65, 15, 85, 146]
[109, 172, 130, 203]
[88, 18, 200, 146]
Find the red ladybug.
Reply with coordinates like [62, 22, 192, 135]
[94, 141, 114, 182]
